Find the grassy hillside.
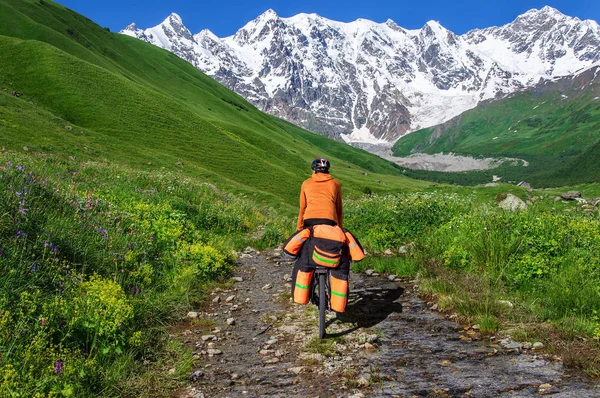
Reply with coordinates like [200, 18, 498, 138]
[392, 66, 600, 186]
[0, 1, 431, 395]
[0, 0, 426, 208]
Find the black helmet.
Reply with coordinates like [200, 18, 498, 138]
[311, 158, 330, 172]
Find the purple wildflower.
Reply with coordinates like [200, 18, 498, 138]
[6, 162, 12, 167]
[32, 263, 37, 272]
[135, 286, 141, 294]
[16, 165, 24, 171]
[15, 230, 27, 238]
[43, 241, 59, 253]
[95, 229, 108, 239]
[18, 208, 28, 215]
[54, 359, 63, 374]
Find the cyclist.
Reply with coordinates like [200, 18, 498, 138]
[290, 158, 350, 319]
[296, 158, 343, 231]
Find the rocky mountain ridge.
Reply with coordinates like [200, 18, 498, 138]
[121, 6, 600, 144]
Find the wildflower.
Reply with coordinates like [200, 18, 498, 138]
[6, 161, 12, 167]
[42, 318, 47, 326]
[16, 165, 24, 171]
[136, 286, 141, 294]
[15, 230, 27, 238]
[54, 359, 63, 374]
[18, 208, 28, 215]
[31, 263, 37, 272]
[43, 241, 59, 253]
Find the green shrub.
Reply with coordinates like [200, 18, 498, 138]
[67, 275, 134, 356]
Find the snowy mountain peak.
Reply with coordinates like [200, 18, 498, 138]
[121, 22, 146, 40]
[260, 9, 279, 19]
[232, 9, 284, 44]
[384, 18, 401, 30]
[121, 7, 600, 144]
[197, 28, 218, 40]
[424, 20, 444, 29]
[123, 22, 137, 31]
[165, 13, 183, 24]
[523, 6, 565, 18]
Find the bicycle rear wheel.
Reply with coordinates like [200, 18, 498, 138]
[318, 272, 326, 339]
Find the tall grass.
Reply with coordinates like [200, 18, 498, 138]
[0, 151, 293, 396]
[345, 188, 600, 346]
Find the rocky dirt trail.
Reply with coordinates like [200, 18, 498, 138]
[174, 248, 600, 398]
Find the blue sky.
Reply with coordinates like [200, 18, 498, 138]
[56, 0, 599, 37]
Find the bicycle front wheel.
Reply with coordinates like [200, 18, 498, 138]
[318, 272, 326, 339]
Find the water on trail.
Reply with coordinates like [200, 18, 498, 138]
[174, 249, 599, 398]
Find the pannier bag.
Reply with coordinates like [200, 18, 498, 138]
[293, 270, 314, 305]
[309, 224, 347, 268]
[283, 228, 311, 258]
[329, 274, 348, 312]
[344, 230, 365, 262]
[288, 225, 362, 311]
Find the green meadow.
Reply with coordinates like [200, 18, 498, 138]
[392, 68, 600, 186]
[1, 0, 600, 395]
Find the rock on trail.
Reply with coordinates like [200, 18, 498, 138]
[174, 249, 599, 397]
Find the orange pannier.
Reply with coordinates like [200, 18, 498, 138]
[283, 228, 311, 258]
[293, 270, 313, 305]
[309, 225, 346, 268]
[329, 274, 348, 312]
[344, 230, 365, 262]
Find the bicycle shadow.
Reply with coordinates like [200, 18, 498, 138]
[325, 284, 404, 338]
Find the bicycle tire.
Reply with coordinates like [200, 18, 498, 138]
[318, 272, 326, 339]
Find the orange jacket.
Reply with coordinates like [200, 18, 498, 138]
[296, 173, 343, 230]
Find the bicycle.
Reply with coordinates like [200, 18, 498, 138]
[312, 266, 330, 339]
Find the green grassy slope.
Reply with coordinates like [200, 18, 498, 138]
[392, 66, 600, 185]
[0, 0, 426, 207]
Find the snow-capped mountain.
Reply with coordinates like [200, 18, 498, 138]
[121, 6, 600, 144]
